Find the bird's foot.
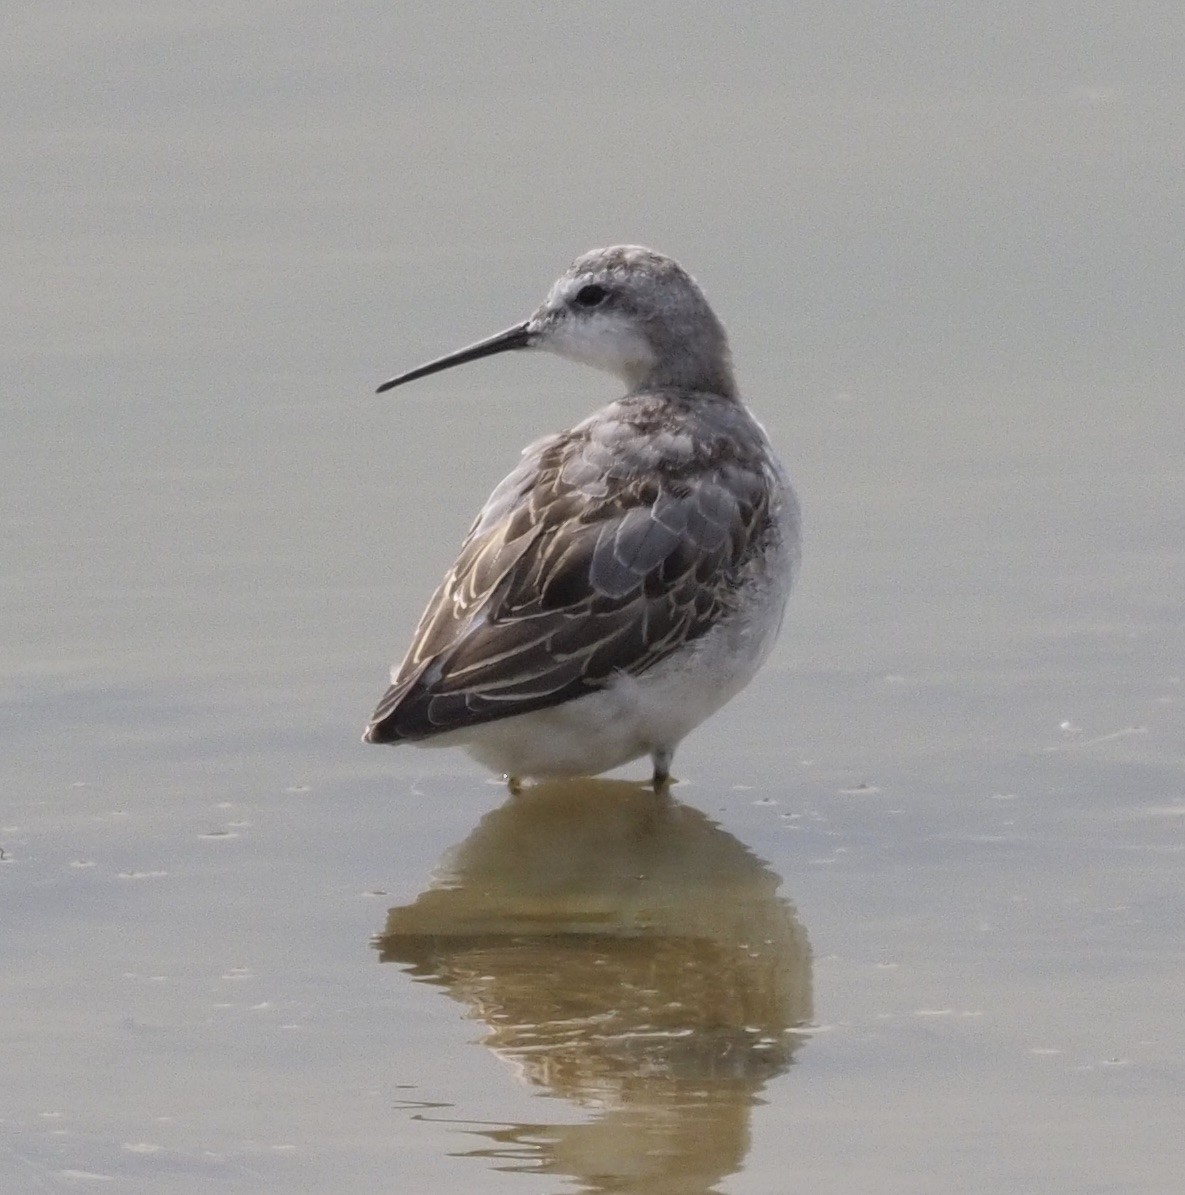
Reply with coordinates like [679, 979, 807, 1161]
[650, 749, 674, 795]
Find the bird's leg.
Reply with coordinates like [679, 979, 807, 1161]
[650, 748, 673, 794]
[506, 775, 524, 797]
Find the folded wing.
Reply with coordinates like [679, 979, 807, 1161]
[364, 426, 772, 743]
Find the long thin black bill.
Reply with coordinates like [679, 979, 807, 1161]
[376, 321, 532, 393]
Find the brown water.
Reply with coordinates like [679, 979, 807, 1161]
[4, 4, 1184, 1192]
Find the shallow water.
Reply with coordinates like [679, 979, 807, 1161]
[4, 5, 1184, 1192]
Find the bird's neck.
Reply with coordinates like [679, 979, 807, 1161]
[627, 354, 739, 400]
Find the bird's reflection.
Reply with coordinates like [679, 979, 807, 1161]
[376, 779, 812, 1194]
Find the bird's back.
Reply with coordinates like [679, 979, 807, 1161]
[364, 389, 796, 745]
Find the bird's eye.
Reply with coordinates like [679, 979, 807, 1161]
[573, 284, 609, 308]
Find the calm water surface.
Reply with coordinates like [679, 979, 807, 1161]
[4, 5, 1184, 1192]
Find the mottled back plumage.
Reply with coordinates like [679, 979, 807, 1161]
[366, 390, 784, 742]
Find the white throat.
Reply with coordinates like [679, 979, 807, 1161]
[544, 317, 658, 388]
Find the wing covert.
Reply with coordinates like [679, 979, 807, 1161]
[364, 421, 775, 743]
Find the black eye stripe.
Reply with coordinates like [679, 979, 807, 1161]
[573, 284, 609, 308]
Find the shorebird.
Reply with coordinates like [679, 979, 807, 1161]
[363, 246, 800, 790]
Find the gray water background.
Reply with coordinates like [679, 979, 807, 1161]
[3, 4, 1183, 1192]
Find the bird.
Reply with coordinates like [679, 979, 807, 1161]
[363, 246, 800, 791]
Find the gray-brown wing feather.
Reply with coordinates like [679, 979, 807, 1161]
[364, 424, 772, 743]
